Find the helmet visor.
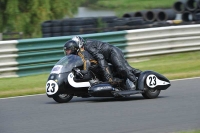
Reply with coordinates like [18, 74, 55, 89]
[63, 48, 72, 55]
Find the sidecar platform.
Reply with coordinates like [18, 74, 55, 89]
[112, 90, 143, 97]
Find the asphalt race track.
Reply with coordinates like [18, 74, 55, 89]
[0, 77, 200, 133]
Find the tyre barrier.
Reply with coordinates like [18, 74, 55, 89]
[173, 0, 187, 13]
[123, 0, 200, 22]
[174, 0, 200, 13]
[182, 11, 195, 21]
[134, 10, 146, 19]
[194, 11, 200, 20]
[41, 16, 147, 38]
[42, 0, 200, 38]
[123, 9, 176, 22]
[185, 0, 199, 11]
[122, 12, 135, 18]
[100, 16, 118, 23]
[156, 9, 176, 21]
[41, 17, 99, 37]
[125, 17, 145, 26]
[144, 10, 157, 22]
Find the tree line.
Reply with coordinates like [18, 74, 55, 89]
[0, 0, 85, 38]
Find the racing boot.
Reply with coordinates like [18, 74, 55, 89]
[124, 70, 137, 90]
[132, 69, 142, 77]
[89, 78, 102, 86]
[103, 67, 122, 87]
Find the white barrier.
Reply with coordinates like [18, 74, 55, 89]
[125, 24, 200, 58]
[0, 33, 2, 41]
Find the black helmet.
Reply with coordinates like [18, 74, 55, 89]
[71, 36, 85, 49]
[63, 40, 79, 55]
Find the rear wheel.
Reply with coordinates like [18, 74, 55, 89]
[53, 93, 73, 103]
[142, 87, 161, 99]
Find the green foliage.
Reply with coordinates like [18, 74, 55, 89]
[83, 0, 177, 16]
[0, 0, 84, 38]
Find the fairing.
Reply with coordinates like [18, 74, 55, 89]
[137, 71, 171, 90]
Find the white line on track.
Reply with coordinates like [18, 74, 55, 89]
[170, 76, 200, 82]
[0, 94, 45, 100]
[0, 77, 200, 100]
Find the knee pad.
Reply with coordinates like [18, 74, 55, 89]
[96, 54, 104, 60]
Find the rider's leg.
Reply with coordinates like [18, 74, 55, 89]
[95, 54, 122, 86]
[110, 47, 137, 83]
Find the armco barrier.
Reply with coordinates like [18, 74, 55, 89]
[1, 24, 200, 78]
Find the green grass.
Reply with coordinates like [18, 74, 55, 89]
[85, 0, 177, 16]
[0, 74, 49, 98]
[130, 51, 200, 80]
[0, 51, 200, 98]
[176, 130, 200, 133]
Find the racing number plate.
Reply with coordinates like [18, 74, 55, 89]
[46, 80, 59, 95]
[146, 74, 170, 88]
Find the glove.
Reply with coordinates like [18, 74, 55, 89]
[73, 68, 83, 79]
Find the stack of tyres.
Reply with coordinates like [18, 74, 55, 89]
[41, 17, 98, 37]
[123, 9, 176, 22]
[41, 21, 53, 37]
[104, 16, 145, 31]
[173, 0, 200, 22]
[51, 20, 63, 37]
[62, 17, 97, 36]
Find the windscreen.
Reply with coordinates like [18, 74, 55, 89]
[51, 54, 83, 74]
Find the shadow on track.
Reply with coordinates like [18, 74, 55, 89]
[45, 96, 168, 104]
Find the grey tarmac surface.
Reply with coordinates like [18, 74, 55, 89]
[0, 78, 200, 133]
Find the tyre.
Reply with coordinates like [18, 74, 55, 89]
[62, 32, 71, 36]
[52, 20, 62, 26]
[70, 31, 81, 35]
[41, 20, 53, 27]
[81, 17, 96, 25]
[70, 18, 85, 26]
[42, 27, 51, 33]
[51, 26, 62, 33]
[126, 17, 144, 26]
[70, 25, 95, 32]
[42, 33, 52, 37]
[61, 19, 71, 26]
[142, 85, 161, 99]
[53, 93, 73, 103]
[52, 32, 62, 37]
[101, 16, 118, 23]
[62, 26, 71, 32]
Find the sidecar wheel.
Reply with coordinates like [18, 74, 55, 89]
[142, 88, 161, 99]
[53, 94, 73, 103]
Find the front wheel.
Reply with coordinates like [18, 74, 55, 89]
[53, 93, 73, 103]
[142, 88, 161, 99]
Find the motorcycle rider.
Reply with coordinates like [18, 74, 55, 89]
[71, 36, 142, 87]
[63, 39, 123, 87]
[63, 40, 98, 80]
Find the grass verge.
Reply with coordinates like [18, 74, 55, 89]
[84, 0, 177, 16]
[176, 130, 200, 133]
[0, 51, 200, 98]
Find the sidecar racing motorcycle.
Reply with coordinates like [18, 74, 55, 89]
[46, 55, 171, 103]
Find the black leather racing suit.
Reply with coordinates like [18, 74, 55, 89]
[84, 39, 141, 83]
[77, 49, 99, 80]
